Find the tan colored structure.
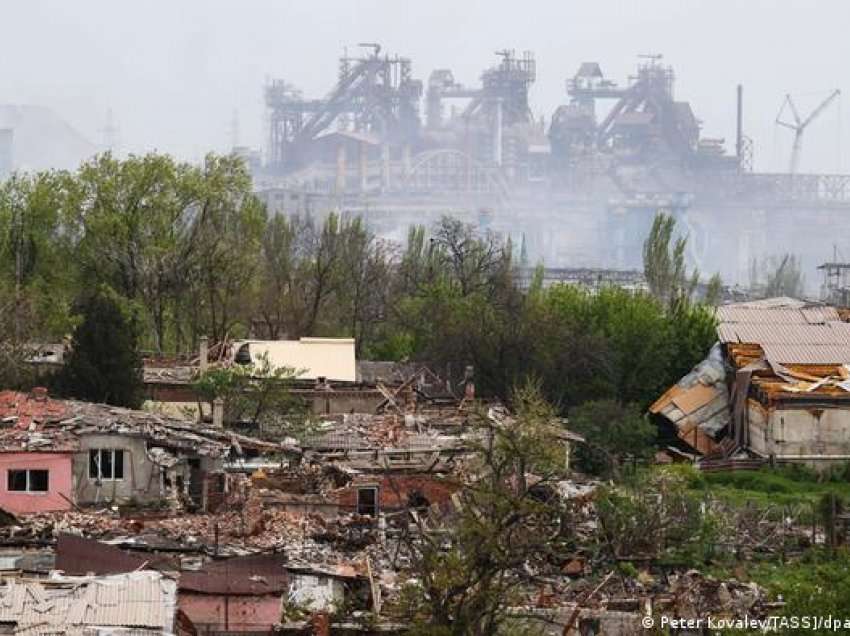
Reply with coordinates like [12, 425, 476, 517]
[231, 338, 356, 382]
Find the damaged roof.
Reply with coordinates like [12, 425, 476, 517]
[717, 298, 850, 398]
[181, 553, 290, 595]
[649, 343, 729, 454]
[717, 298, 850, 364]
[0, 571, 177, 635]
[55, 534, 178, 575]
[0, 390, 296, 457]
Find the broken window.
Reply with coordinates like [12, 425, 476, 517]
[89, 449, 125, 480]
[407, 490, 430, 511]
[357, 487, 378, 516]
[7, 469, 49, 492]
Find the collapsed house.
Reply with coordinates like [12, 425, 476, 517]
[652, 297, 850, 468]
[0, 389, 293, 514]
[0, 355, 603, 634]
[53, 533, 374, 634]
[143, 337, 440, 419]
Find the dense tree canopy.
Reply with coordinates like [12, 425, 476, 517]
[0, 153, 717, 411]
[51, 288, 143, 408]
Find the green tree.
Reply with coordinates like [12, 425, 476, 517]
[192, 354, 308, 439]
[177, 153, 266, 347]
[567, 399, 656, 476]
[254, 214, 301, 340]
[643, 212, 698, 307]
[595, 467, 718, 562]
[666, 299, 718, 384]
[71, 153, 196, 352]
[703, 272, 723, 307]
[764, 253, 804, 298]
[396, 383, 571, 635]
[52, 288, 143, 408]
[0, 170, 77, 339]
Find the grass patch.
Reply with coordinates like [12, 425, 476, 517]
[688, 467, 850, 508]
[736, 549, 850, 633]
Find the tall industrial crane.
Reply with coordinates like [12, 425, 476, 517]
[776, 89, 841, 174]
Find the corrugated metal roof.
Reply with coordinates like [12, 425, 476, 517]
[720, 296, 807, 310]
[760, 343, 850, 365]
[718, 322, 850, 345]
[0, 572, 175, 633]
[716, 306, 840, 325]
[716, 298, 850, 365]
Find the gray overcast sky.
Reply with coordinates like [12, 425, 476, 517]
[2, 0, 849, 172]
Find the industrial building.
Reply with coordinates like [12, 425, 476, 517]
[253, 46, 850, 290]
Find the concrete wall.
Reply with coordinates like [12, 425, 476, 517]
[179, 592, 282, 632]
[336, 474, 459, 513]
[746, 399, 770, 457]
[73, 433, 221, 507]
[307, 390, 384, 415]
[144, 384, 384, 421]
[74, 434, 161, 505]
[0, 452, 73, 513]
[288, 574, 345, 611]
[748, 402, 850, 463]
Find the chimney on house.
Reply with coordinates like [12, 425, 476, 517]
[199, 336, 209, 372]
[310, 613, 330, 636]
[463, 365, 475, 401]
[212, 397, 224, 428]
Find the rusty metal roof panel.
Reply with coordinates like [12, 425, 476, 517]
[56, 534, 178, 575]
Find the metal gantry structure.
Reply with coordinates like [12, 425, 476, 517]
[265, 44, 422, 171]
[260, 46, 850, 210]
[775, 89, 841, 174]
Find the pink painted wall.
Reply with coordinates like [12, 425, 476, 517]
[0, 452, 73, 514]
[179, 592, 282, 632]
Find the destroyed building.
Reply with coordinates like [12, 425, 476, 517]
[0, 389, 290, 514]
[143, 337, 420, 419]
[652, 297, 850, 468]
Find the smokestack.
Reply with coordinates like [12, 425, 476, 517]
[359, 142, 368, 192]
[199, 336, 209, 372]
[0, 129, 12, 178]
[381, 142, 390, 189]
[402, 144, 411, 180]
[736, 84, 743, 162]
[310, 613, 330, 636]
[493, 99, 503, 166]
[336, 144, 346, 193]
[212, 397, 224, 428]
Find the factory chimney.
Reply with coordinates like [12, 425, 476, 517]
[736, 84, 743, 162]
